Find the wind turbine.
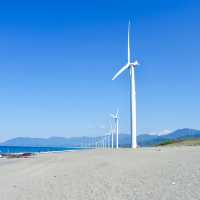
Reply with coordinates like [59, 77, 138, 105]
[111, 109, 119, 149]
[109, 120, 114, 149]
[102, 137, 105, 148]
[112, 21, 139, 149]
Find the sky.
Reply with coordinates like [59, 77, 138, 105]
[0, 0, 199, 141]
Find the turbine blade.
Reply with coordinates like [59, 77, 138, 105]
[128, 20, 131, 63]
[112, 64, 129, 80]
[116, 108, 119, 117]
[110, 114, 115, 118]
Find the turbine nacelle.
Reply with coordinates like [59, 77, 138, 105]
[130, 60, 139, 67]
[112, 60, 139, 81]
[110, 109, 119, 119]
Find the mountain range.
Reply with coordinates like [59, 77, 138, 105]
[1, 128, 200, 147]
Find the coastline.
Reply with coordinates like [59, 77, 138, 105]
[0, 146, 84, 154]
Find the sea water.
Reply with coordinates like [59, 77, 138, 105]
[0, 146, 82, 154]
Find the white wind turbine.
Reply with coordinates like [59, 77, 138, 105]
[110, 109, 119, 149]
[109, 120, 114, 149]
[112, 21, 139, 149]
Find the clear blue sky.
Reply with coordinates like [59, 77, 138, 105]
[0, 0, 199, 141]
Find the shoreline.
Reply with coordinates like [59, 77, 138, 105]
[0, 146, 85, 155]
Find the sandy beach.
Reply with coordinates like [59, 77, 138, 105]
[0, 147, 200, 200]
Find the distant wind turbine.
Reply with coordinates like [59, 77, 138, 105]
[109, 120, 114, 149]
[110, 109, 119, 149]
[112, 21, 139, 149]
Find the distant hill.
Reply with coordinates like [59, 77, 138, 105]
[0, 136, 93, 147]
[120, 128, 200, 147]
[160, 128, 200, 140]
[1, 128, 200, 147]
[158, 138, 200, 146]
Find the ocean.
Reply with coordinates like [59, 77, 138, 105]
[0, 146, 83, 154]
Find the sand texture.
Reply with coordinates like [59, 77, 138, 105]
[0, 147, 200, 200]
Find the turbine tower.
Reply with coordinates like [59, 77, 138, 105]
[111, 109, 119, 149]
[110, 120, 114, 149]
[112, 21, 139, 149]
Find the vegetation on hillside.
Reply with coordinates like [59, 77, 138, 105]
[157, 138, 200, 146]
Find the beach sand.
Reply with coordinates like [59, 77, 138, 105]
[0, 147, 199, 200]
